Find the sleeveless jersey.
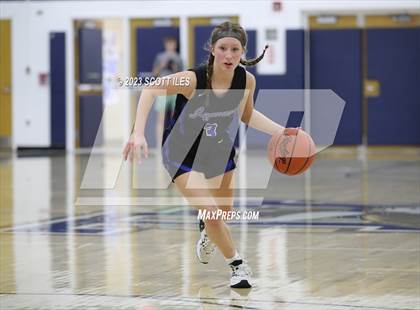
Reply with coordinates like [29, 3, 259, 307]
[161, 64, 247, 179]
[163, 64, 246, 145]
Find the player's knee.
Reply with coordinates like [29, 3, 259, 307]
[219, 204, 233, 213]
[201, 206, 224, 227]
[204, 217, 223, 228]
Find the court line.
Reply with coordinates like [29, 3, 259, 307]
[0, 292, 261, 310]
[365, 268, 420, 273]
[2, 198, 415, 231]
[3, 219, 417, 231]
[1, 199, 418, 233]
[198, 296, 417, 310]
[0, 205, 178, 231]
[0, 292, 416, 310]
[343, 161, 420, 178]
[109, 219, 420, 232]
[260, 200, 420, 210]
[0, 211, 105, 230]
[74, 197, 419, 210]
[3, 218, 420, 235]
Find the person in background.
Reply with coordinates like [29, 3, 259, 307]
[152, 36, 184, 149]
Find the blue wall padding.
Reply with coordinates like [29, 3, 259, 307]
[79, 94, 103, 147]
[367, 28, 420, 145]
[50, 32, 66, 148]
[310, 29, 362, 145]
[79, 28, 102, 84]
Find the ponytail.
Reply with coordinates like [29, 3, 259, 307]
[240, 45, 269, 67]
[206, 53, 215, 90]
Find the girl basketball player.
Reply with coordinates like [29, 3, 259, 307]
[123, 21, 285, 288]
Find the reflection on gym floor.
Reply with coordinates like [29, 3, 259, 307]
[0, 148, 419, 309]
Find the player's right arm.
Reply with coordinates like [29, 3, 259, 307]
[123, 70, 196, 163]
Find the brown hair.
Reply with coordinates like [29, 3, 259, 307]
[205, 21, 268, 89]
[163, 36, 177, 43]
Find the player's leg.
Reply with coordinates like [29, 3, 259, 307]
[207, 171, 253, 288]
[195, 171, 235, 264]
[174, 171, 236, 259]
[197, 170, 234, 256]
[197, 150, 236, 246]
[207, 170, 234, 213]
[175, 170, 252, 288]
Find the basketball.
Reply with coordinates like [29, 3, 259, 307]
[268, 128, 316, 175]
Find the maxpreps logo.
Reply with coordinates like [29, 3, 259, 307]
[77, 89, 345, 202]
[198, 209, 260, 221]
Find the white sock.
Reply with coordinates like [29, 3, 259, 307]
[225, 250, 242, 265]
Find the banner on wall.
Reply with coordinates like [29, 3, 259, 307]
[257, 27, 286, 75]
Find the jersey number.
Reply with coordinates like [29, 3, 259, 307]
[204, 123, 218, 137]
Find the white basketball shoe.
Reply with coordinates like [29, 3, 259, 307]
[229, 260, 253, 288]
[196, 229, 216, 264]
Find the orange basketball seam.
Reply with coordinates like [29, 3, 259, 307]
[272, 129, 283, 168]
[285, 128, 299, 175]
[294, 133, 313, 175]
